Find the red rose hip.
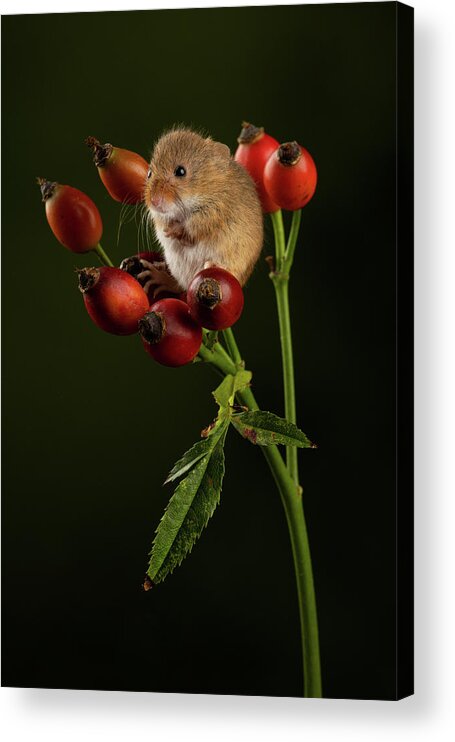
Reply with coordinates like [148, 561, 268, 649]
[78, 266, 149, 335]
[234, 122, 280, 213]
[187, 267, 244, 330]
[263, 141, 317, 211]
[86, 137, 149, 204]
[38, 178, 103, 253]
[139, 298, 202, 367]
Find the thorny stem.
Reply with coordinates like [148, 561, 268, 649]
[199, 327, 322, 698]
[94, 243, 114, 267]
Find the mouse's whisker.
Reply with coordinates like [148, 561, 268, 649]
[139, 208, 147, 253]
[116, 201, 127, 248]
[140, 203, 154, 253]
[133, 202, 143, 251]
[146, 209, 157, 252]
[144, 208, 152, 252]
[174, 194, 190, 221]
[116, 200, 135, 250]
[143, 205, 151, 252]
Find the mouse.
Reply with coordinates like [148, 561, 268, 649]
[141, 127, 263, 296]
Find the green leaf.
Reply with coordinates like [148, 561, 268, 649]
[213, 369, 252, 409]
[147, 421, 228, 583]
[231, 410, 315, 448]
[164, 437, 213, 484]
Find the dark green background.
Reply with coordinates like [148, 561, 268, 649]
[2, 3, 402, 699]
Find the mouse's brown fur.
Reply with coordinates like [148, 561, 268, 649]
[144, 128, 263, 290]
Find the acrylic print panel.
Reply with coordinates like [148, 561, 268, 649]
[1, 2, 413, 700]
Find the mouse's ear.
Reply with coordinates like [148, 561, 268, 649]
[210, 140, 231, 159]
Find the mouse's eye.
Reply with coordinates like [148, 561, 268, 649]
[174, 165, 186, 177]
[147, 168, 152, 179]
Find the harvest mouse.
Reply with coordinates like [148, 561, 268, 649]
[141, 127, 263, 295]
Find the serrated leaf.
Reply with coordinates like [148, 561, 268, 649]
[213, 369, 252, 409]
[147, 422, 228, 583]
[164, 437, 213, 484]
[231, 410, 314, 448]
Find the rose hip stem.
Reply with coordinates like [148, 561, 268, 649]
[269, 208, 302, 483]
[198, 325, 322, 698]
[268, 206, 322, 697]
[222, 327, 242, 365]
[94, 243, 114, 267]
[199, 200, 321, 697]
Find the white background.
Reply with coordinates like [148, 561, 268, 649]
[1, 0, 454, 740]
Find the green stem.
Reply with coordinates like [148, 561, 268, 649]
[200, 336, 322, 697]
[269, 209, 303, 485]
[270, 209, 286, 264]
[222, 327, 242, 366]
[272, 276, 298, 483]
[270, 210, 299, 481]
[284, 209, 302, 273]
[257, 441, 322, 699]
[198, 341, 236, 376]
[93, 242, 114, 267]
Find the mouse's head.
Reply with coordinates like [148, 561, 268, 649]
[145, 128, 231, 221]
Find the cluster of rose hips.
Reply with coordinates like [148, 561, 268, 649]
[37, 138, 245, 367]
[38, 123, 316, 366]
[75, 257, 243, 368]
[234, 122, 317, 214]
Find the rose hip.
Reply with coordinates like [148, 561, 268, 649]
[86, 137, 149, 204]
[139, 298, 202, 367]
[37, 178, 103, 253]
[263, 141, 317, 211]
[234, 122, 280, 213]
[187, 267, 244, 330]
[78, 266, 149, 336]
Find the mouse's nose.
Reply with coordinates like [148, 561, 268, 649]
[150, 194, 166, 211]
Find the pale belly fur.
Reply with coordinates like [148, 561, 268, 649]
[155, 225, 221, 290]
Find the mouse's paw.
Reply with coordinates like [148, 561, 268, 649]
[164, 223, 185, 240]
[203, 261, 217, 270]
[164, 222, 195, 247]
[139, 259, 167, 273]
[137, 260, 182, 299]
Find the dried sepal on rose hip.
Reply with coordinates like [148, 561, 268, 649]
[37, 178, 103, 253]
[263, 141, 317, 211]
[187, 267, 244, 330]
[78, 266, 149, 336]
[139, 298, 202, 367]
[86, 136, 149, 204]
[234, 121, 280, 213]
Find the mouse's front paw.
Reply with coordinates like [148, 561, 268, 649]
[164, 222, 194, 246]
[163, 222, 184, 239]
[137, 260, 182, 299]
